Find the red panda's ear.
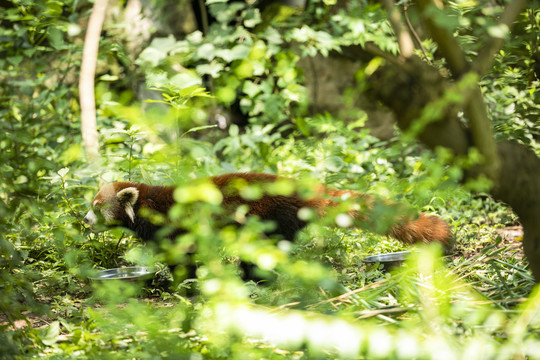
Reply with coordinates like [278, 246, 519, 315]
[117, 187, 139, 223]
[117, 187, 139, 206]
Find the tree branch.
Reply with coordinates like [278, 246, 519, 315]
[339, 43, 407, 69]
[403, 4, 432, 65]
[416, 0, 503, 180]
[79, 0, 108, 161]
[463, 85, 500, 179]
[380, 0, 414, 58]
[415, 0, 468, 77]
[472, 0, 528, 76]
[366, 56, 471, 156]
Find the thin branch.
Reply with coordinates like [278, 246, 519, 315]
[403, 4, 432, 65]
[355, 305, 416, 319]
[79, 0, 108, 161]
[306, 278, 390, 309]
[362, 42, 407, 68]
[338, 42, 407, 69]
[472, 0, 528, 76]
[380, 0, 415, 58]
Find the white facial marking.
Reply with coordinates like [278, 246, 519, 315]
[92, 199, 99, 207]
[84, 210, 100, 232]
[84, 210, 97, 225]
[101, 208, 115, 222]
[125, 205, 135, 223]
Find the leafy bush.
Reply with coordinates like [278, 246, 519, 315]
[1, 0, 538, 359]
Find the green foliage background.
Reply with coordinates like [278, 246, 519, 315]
[0, 0, 538, 359]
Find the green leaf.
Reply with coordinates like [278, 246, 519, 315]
[196, 63, 224, 78]
[145, 71, 169, 88]
[136, 48, 166, 67]
[216, 86, 237, 104]
[47, 27, 64, 49]
[149, 35, 178, 52]
[424, 5, 460, 32]
[170, 72, 203, 89]
[243, 8, 262, 28]
[243, 81, 261, 98]
[218, 44, 251, 62]
[177, 85, 211, 98]
[135, 36, 178, 67]
[57, 167, 69, 178]
[7, 56, 23, 66]
[71, 329, 82, 345]
[182, 125, 218, 137]
[249, 40, 267, 60]
[234, 60, 254, 79]
[325, 156, 345, 172]
[41, 321, 60, 346]
[197, 43, 217, 61]
[212, 3, 246, 23]
[487, 24, 509, 39]
[45, 1, 63, 17]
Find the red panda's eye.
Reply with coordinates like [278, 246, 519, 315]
[94, 204, 106, 213]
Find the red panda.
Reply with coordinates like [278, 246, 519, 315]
[84, 172, 452, 247]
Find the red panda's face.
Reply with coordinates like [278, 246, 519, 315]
[83, 183, 139, 231]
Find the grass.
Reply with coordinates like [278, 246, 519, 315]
[1, 190, 536, 360]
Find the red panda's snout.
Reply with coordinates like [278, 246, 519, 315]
[83, 209, 102, 232]
[84, 183, 141, 233]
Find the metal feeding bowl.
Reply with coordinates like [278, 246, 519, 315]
[362, 251, 413, 270]
[89, 266, 156, 282]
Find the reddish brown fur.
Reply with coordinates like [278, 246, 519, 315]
[89, 173, 452, 246]
[93, 182, 176, 213]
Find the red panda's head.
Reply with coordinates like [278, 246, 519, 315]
[84, 182, 140, 231]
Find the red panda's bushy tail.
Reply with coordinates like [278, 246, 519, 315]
[318, 189, 453, 248]
[387, 213, 453, 247]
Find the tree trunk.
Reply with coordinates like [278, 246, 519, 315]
[493, 141, 540, 280]
[79, 0, 108, 161]
[365, 55, 540, 280]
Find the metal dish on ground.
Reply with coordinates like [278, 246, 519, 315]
[89, 266, 156, 282]
[362, 251, 413, 270]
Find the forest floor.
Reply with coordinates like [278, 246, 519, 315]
[0, 226, 527, 331]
